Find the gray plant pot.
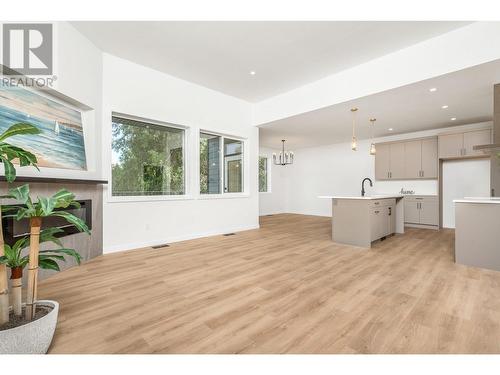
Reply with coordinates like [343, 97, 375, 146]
[0, 300, 59, 354]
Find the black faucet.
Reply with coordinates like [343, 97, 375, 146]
[361, 177, 373, 197]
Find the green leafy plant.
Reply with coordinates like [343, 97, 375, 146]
[0, 228, 82, 316]
[0, 123, 41, 183]
[0, 122, 40, 325]
[2, 184, 90, 234]
[0, 228, 82, 271]
[2, 184, 89, 320]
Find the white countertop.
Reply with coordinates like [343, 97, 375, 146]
[318, 194, 404, 200]
[454, 197, 500, 204]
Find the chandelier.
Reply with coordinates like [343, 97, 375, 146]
[273, 139, 294, 166]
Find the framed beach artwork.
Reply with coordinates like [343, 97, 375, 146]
[0, 84, 87, 170]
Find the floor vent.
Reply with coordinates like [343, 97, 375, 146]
[223, 233, 236, 236]
[152, 243, 170, 249]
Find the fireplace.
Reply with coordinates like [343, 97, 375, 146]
[2, 199, 92, 246]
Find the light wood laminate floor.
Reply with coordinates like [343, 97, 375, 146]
[39, 214, 500, 354]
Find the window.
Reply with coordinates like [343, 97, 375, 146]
[200, 132, 244, 194]
[111, 116, 185, 196]
[224, 138, 243, 193]
[259, 156, 268, 192]
[200, 132, 221, 194]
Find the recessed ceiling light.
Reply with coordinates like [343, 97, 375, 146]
[249, 71, 256, 75]
[441, 105, 449, 109]
[429, 88, 437, 92]
[388, 128, 393, 131]
[451, 117, 457, 121]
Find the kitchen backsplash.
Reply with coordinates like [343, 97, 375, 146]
[374, 180, 439, 196]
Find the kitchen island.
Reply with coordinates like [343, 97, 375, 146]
[454, 197, 500, 271]
[319, 195, 405, 248]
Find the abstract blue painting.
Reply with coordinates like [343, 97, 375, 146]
[0, 84, 87, 170]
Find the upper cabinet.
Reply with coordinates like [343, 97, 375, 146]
[438, 129, 492, 159]
[421, 138, 438, 178]
[375, 142, 405, 179]
[375, 143, 390, 180]
[375, 137, 438, 180]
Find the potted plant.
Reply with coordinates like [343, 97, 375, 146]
[0, 123, 90, 354]
[0, 123, 41, 324]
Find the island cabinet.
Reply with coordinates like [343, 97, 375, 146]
[375, 137, 438, 180]
[323, 196, 404, 248]
[438, 128, 492, 159]
[370, 200, 396, 241]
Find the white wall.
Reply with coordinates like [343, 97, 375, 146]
[102, 54, 258, 252]
[258, 147, 287, 215]
[260, 122, 492, 217]
[442, 159, 491, 228]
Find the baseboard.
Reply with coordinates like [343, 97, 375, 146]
[405, 223, 439, 230]
[260, 211, 330, 218]
[103, 223, 260, 254]
[287, 211, 331, 218]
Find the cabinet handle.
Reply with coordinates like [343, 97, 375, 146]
[375, 210, 379, 214]
[421, 170, 424, 177]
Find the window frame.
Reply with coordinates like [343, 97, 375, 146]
[108, 112, 191, 203]
[258, 155, 271, 193]
[198, 130, 247, 198]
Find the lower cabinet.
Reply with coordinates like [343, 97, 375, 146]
[404, 195, 439, 228]
[370, 199, 396, 241]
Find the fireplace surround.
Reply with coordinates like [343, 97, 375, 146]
[2, 200, 92, 246]
[0, 177, 106, 281]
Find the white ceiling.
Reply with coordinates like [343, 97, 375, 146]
[259, 59, 500, 149]
[71, 21, 469, 102]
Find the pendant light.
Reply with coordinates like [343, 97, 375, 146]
[369, 118, 376, 155]
[272, 139, 294, 166]
[351, 107, 358, 151]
